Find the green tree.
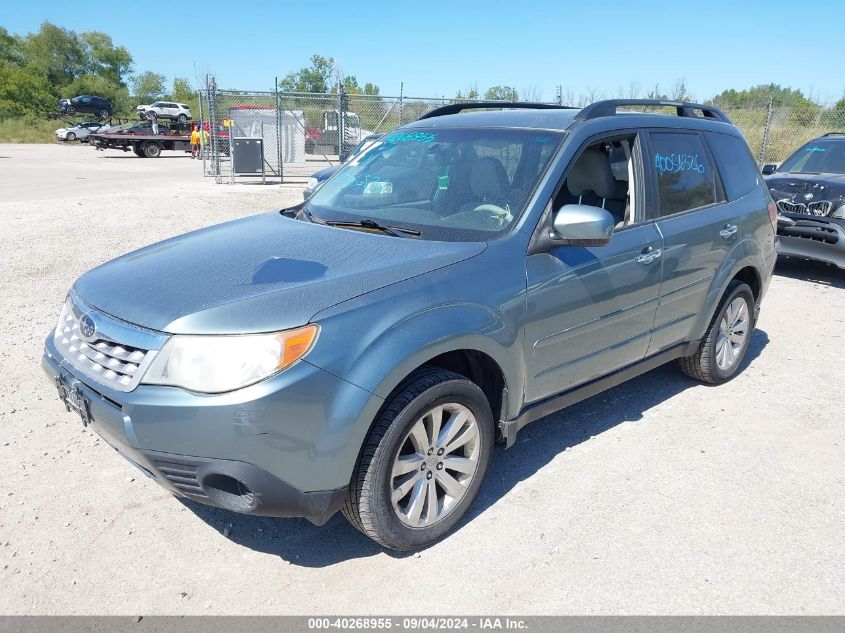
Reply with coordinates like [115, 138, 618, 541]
[484, 85, 518, 101]
[133, 70, 166, 103]
[170, 76, 195, 102]
[0, 63, 54, 118]
[22, 22, 86, 91]
[711, 84, 808, 108]
[363, 82, 380, 96]
[0, 27, 23, 66]
[279, 55, 335, 93]
[80, 32, 132, 86]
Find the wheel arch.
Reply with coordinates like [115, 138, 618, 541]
[692, 238, 766, 340]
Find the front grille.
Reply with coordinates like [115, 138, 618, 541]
[150, 458, 208, 499]
[53, 297, 156, 392]
[808, 200, 833, 215]
[777, 198, 832, 216]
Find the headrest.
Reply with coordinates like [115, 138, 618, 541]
[470, 157, 509, 200]
[566, 148, 616, 199]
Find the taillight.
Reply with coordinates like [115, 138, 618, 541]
[768, 200, 777, 227]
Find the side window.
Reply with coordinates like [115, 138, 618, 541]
[650, 132, 720, 216]
[553, 134, 640, 229]
[705, 132, 760, 201]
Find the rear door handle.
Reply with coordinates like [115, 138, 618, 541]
[720, 224, 738, 239]
[636, 247, 662, 265]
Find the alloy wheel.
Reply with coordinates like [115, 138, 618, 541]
[390, 403, 481, 528]
[716, 297, 749, 371]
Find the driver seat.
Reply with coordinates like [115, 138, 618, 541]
[467, 157, 510, 208]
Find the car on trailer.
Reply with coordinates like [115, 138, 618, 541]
[55, 121, 110, 143]
[58, 95, 113, 118]
[136, 102, 193, 124]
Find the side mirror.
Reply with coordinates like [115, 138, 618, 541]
[551, 204, 615, 246]
[761, 163, 777, 175]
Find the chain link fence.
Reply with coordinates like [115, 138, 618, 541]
[197, 77, 845, 183]
[723, 101, 845, 165]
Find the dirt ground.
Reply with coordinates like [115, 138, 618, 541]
[0, 143, 842, 615]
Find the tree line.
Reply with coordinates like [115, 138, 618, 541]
[0, 21, 195, 120]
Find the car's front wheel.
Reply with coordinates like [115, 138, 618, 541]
[343, 368, 493, 551]
[99, 109, 110, 118]
[65, 132, 76, 142]
[679, 281, 755, 384]
[177, 114, 187, 124]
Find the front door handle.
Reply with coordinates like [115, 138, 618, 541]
[636, 247, 662, 265]
[720, 224, 739, 239]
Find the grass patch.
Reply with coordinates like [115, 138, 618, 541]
[0, 118, 58, 143]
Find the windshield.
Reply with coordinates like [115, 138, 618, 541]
[306, 128, 563, 241]
[779, 139, 845, 175]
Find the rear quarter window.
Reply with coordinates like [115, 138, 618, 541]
[705, 132, 761, 201]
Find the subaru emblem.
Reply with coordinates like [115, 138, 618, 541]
[79, 314, 96, 339]
[804, 193, 814, 200]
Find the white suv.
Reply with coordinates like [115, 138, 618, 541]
[136, 102, 192, 123]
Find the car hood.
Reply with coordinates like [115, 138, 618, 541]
[73, 212, 485, 335]
[765, 172, 845, 202]
[312, 165, 341, 182]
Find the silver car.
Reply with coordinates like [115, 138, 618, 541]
[55, 122, 108, 142]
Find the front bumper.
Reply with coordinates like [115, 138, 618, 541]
[777, 216, 845, 269]
[42, 333, 376, 523]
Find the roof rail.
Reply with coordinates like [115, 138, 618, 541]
[821, 132, 845, 137]
[417, 101, 576, 120]
[573, 99, 731, 124]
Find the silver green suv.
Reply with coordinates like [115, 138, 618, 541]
[43, 100, 776, 550]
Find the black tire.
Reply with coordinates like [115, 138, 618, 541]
[65, 132, 76, 142]
[142, 142, 162, 158]
[139, 111, 147, 120]
[99, 109, 110, 118]
[66, 105, 76, 115]
[146, 110, 157, 121]
[177, 113, 187, 124]
[342, 367, 494, 551]
[133, 145, 145, 157]
[679, 281, 755, 384]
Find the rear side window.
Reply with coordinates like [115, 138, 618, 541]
[650, 132, 719, 216]
[705, 132, 760, 200]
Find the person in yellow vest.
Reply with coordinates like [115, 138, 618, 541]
[200, 128, 210, 158]
[190, 123, 201, 159]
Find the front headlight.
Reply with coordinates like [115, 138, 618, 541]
[141, 325, 318, 393]
[832, 204, 845, 219]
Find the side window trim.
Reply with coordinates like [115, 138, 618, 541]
[645, 128, 724, 221]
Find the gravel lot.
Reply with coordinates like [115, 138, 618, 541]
[0, 143, 843, 615]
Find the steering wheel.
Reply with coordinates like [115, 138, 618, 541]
[473, 203, 513, 226]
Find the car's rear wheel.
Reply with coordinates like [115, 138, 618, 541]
[65, 132, 76, 142]
[99, 109, 110, 118]
[342, 368, 493, 551]
[679, 281, 755, 384]
[177, 114, 187, 124]
[66, 105, 76, 115]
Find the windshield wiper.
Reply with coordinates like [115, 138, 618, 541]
[323, 218, 421, 238]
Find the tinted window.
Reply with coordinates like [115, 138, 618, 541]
[705, 132, 760, 200]
[778, 139, 845, 175]
[651, 132, 718, 216]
